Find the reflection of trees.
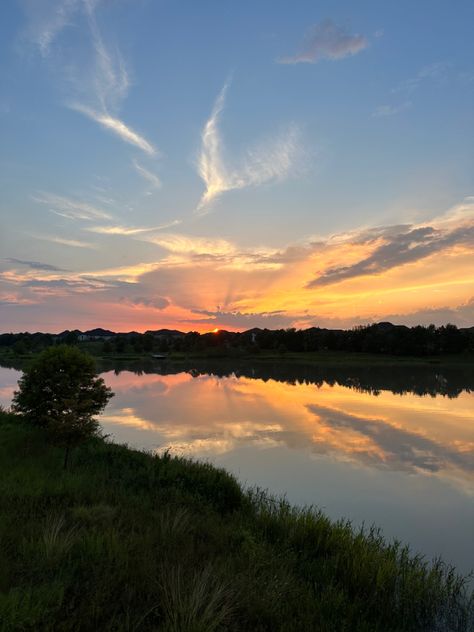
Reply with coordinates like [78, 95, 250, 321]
[93, 359, 474, 399]
[0, 359, 23, 371]
[3, 356, 474, 398]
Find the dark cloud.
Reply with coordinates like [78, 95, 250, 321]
[279, 19, 368, 65]
[5, 258, 64, 271]
[0, 297, 27, 306]
[20, 277, 130, 292]
[307, 223, 474, 287]
[122, 296, 170, 310]
[379, 297, 474, 328]
[188, 309, 295, 330]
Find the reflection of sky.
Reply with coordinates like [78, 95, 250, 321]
[99, 370, 474, 488]
[1, 366, 473, 573]
[0, 367, 19, 408]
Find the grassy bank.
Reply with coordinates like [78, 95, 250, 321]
[164, 349, 474, 366]
[0, 410, 472, 631]
[2, 345, 474, 367]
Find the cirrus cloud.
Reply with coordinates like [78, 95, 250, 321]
[196, 81, 303, 213]
[21, 0, 156, 155]
[279, 19, 368, 65]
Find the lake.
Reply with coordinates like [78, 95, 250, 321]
[1, 359, 473, 575]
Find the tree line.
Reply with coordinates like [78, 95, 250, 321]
[1, 321, 473, 357]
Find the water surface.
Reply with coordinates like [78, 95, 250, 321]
[1, 360, 473, 574]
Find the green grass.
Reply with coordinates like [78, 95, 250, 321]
[0, 410, 472, 632]
[166, 349, 474, 366]
[2, 345, 473, 367]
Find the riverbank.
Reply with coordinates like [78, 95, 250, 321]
[0, 410, 472, 631]
[2, 345, 474, 368]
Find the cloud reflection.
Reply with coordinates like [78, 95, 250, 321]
[99, 370, 474, 492]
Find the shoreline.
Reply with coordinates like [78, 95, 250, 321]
[1, 409, 472, 631]
[2, 347, 474, 367]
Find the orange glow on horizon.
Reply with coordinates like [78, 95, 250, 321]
[3, 202, 473, 334]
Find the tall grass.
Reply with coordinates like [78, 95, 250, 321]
[38, 513, 78, 563]
[0, 410, 472, 631]
[158, 564, 235, 632]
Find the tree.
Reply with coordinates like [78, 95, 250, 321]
[102, 340, 113, 354]
[12, 346, 113, 468]
[114, 337, 126, 353]
[142, 333, 154, 352]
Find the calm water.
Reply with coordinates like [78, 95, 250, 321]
[1, 360, 473, 574]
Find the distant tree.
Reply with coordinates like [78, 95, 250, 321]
[13, 340, 28, 356]
[114, 337, 126, 353]
[142, 333, 154, 352]
[12, 346, 113, 468]
[64, 331, 78, 345]
[158, 338, 170, 352]
[132, 337, 143, 353]
[102, 340, 113, 354]
[438, 323, 465, 354]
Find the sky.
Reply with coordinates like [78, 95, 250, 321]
[0, 0, 473, 333]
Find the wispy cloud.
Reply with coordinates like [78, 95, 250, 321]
[82, 0, 129, 110]
[393, 62, 450, 95]
[373, 62, 450, 118]
[141, 232, 290, 272]
[133, 159, 162, 188]
[147, 233, 236, 256]
[0, 293, 38, 306]
[37, 235, 97, 249]
[279, 19, 368, 65]
[22, 0, 156, 155]
[86, 220, 181, 235]
[70, 104, 156, 155]
[4, 258, 64, 271]
[69, 1, 156, 154]
[196, 82, 302, 213]
[22, 0, 80, 58]
[372, 101, 412, 118]
[33, 192, 112, 221]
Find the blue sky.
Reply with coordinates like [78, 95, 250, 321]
[0, 0, 473, 332]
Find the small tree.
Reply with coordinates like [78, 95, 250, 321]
[12, 346, 113, 468]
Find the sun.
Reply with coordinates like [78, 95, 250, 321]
[212, 327, 220, 333]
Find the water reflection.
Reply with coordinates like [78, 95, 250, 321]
[94, 367, 474, 490]
[93, 358, 474, 398]
[1, 361, 473, 573]
[3, 356, 474, 398]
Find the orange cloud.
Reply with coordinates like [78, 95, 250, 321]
[2, 200, 473, 332]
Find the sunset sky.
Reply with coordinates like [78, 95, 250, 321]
[1, 0, 473, 333]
